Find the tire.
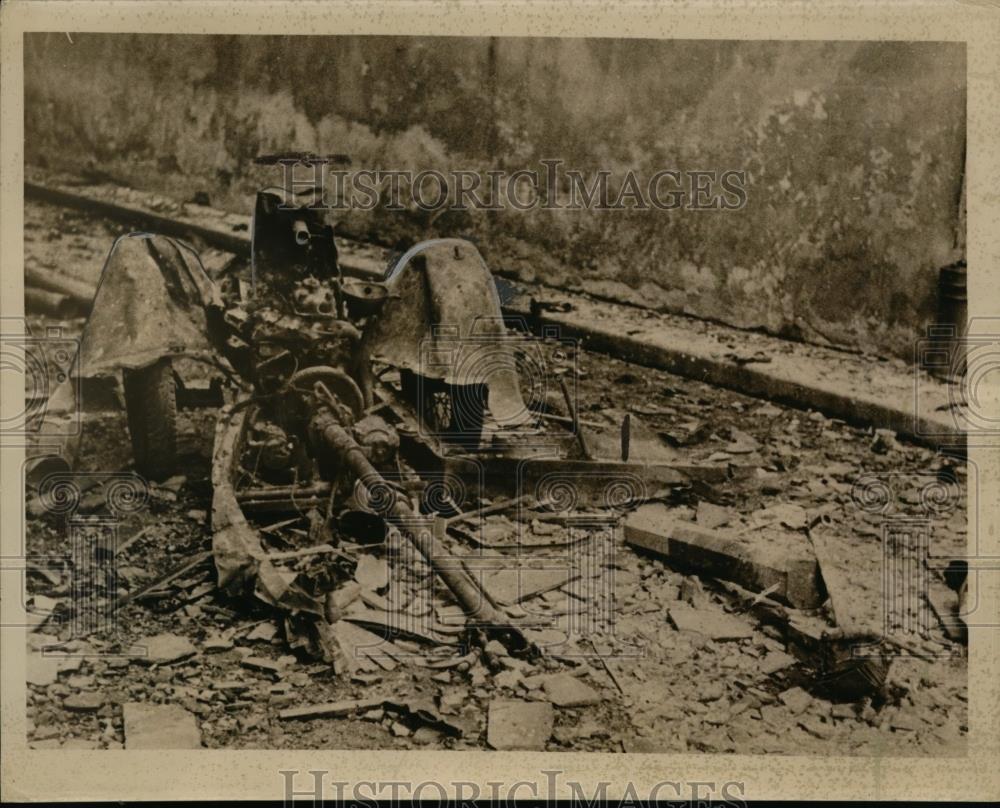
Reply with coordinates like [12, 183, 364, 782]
[123, 358, 177, 480]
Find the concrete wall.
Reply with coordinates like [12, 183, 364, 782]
[25, 35, 966, 359]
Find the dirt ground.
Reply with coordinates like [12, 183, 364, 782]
[22, 198, 968, 755]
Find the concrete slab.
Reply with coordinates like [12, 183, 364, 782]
[487, 700, 553, 750]
[123, 702, 201, 749]
[625, 503, 823, 608]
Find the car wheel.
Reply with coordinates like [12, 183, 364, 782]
[123, 358, 177, 480]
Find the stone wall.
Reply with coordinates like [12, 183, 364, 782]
[25, 34, 966, 358]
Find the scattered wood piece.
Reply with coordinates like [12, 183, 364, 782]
[118, 551, 213, 608]
[330, 620, 404, 673]
[342, 607, 460, 647]
[444, 495, 538, 528]
[533, 412, 606, 429]
[482, 566, 580, 606]
[260, 517, 303, 534]
[807, 527, 872, 633]
[115, 525, 154, 557]
[425, 651, 478, 670]
[360, 589, 392, 612]
[25, 265, 94, 310]
[25, 561, 62, 586]
[25, 286, 80, 318]
[558, 374, 592, 459]
[278, 698, 384, 721]
[925, 585, 967, 644]
[259, 543, 346, 562]
[587, 638, 624, 694]
[750, 597, 827, 661]
[240, 656, 284, 674]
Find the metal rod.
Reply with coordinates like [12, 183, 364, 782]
[117, 551, 213, 608]
[313, 413, 535, 657]
[444, 493, 535, 527]
[558, 375, 591, 460]
[236, 483, 331, 500]
[534, 411, 605, 429]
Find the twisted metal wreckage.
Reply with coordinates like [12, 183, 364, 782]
[46, 181, 892, 702]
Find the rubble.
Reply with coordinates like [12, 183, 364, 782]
[487, 700, 554, 750]
[541, 674, 602, 707]
[203, 634, 234, 652]
[62, 691, 105, 712]
[245, 622, 278, 643]
[625, 504, 822, 608]
[328, 621, 404, 674]
[353, 554, 389, 592]
[778, 686, 813, 714]
[135, 633, 197, 665]
[759, 650, 798, 675]
[279, 697, 465, 740]
[240, 657, 285, 675]
[667, 602, 754, 641]
[123, 703, 202, 749]
[278, 698, 384, 721]
[481, 566, 580, 606]
[20, 186, 969, 755]
[26, 654, 60, 687]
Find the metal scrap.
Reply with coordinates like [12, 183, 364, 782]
[75, 233, 224, 378]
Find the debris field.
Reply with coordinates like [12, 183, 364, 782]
[22, 193, 968, 755]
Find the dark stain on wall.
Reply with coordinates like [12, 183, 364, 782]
[25, 35, 966, 359]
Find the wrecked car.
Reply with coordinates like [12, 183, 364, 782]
[50, 179, 891, 700]
[64, 184, 644, 662]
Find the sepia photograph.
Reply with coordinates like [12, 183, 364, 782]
[1, 1, 997, 803]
